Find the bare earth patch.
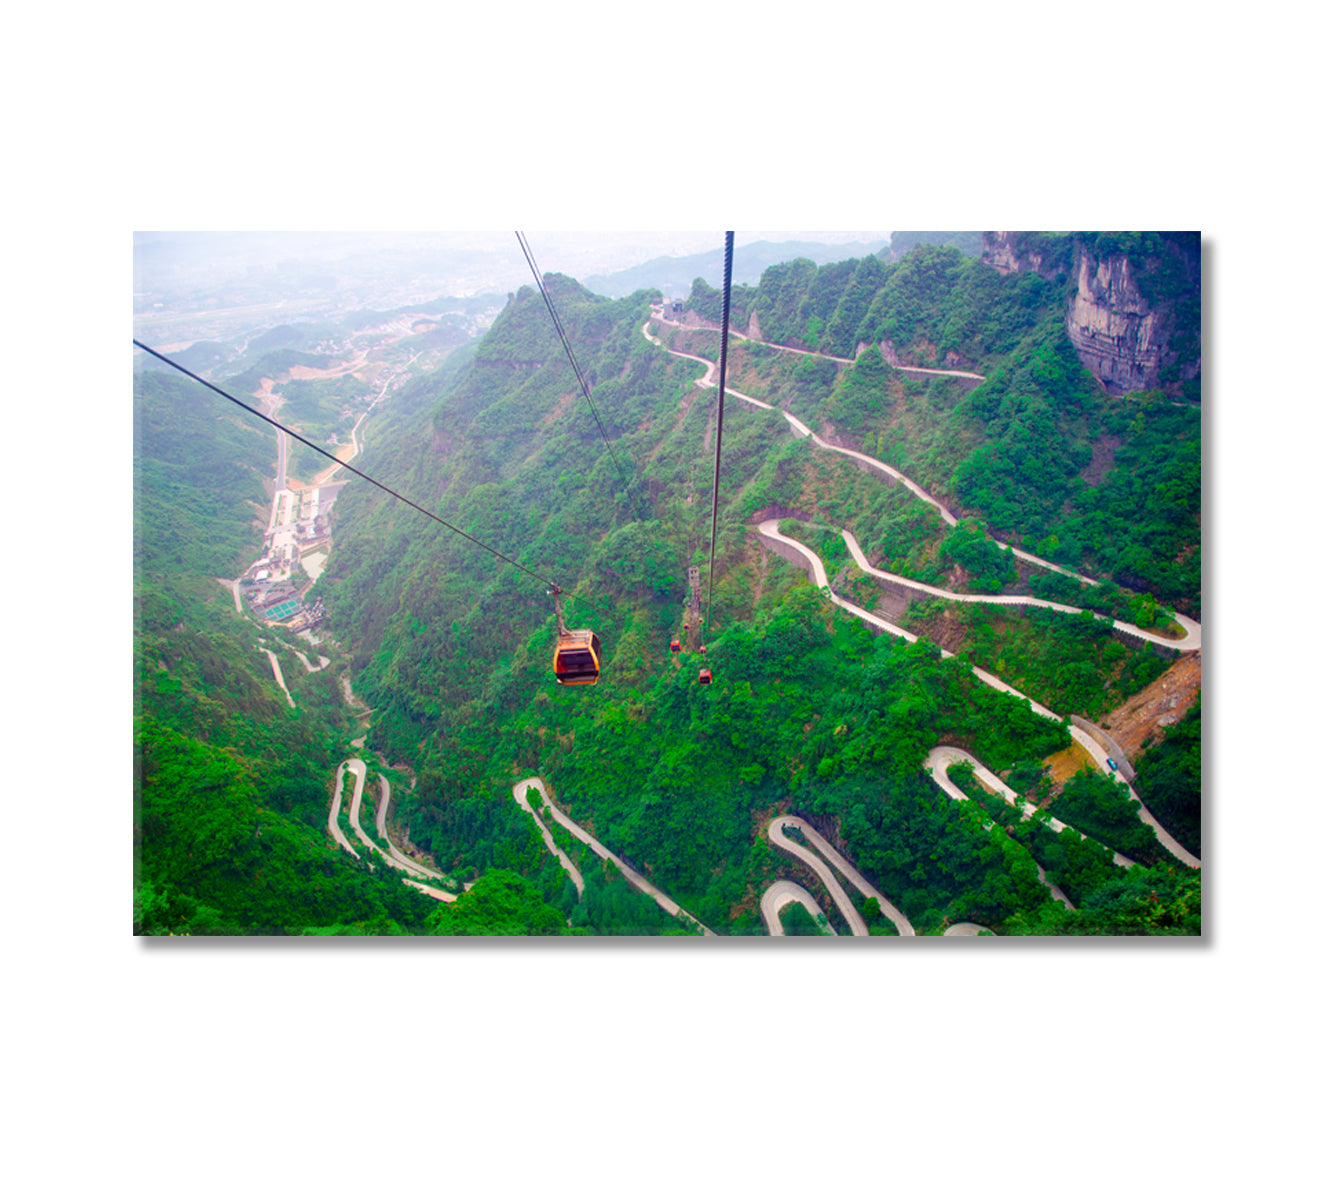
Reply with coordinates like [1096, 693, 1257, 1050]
[1097, 653, 1201, 760]
[288, 354, 369, 381]
[905, 607, 969, 653]
[1080, 434, 1123, 487]
[1042, 651, 1200, 788]
[541, 390, 578, 428]
[1043, 742, 1096, 789]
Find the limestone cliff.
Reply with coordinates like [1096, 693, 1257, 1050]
[983, 232, 1200, 395]
[1066, 249, 1168, 394]
[981, 230, 1064, 279]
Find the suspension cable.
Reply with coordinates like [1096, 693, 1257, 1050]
[514, 231, 640, 510]
[132, 339, 564, 592]
[704, 231, 735, 639]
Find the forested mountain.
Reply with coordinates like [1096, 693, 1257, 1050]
[134, 234, 1202, 936]
[133, 371, 437, 934]
[686, 241, 1200, 613]
[584, 238, 888, 298]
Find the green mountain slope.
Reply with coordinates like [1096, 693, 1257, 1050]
[133, 369, 436, 934]
[135, 236, 1201, 935]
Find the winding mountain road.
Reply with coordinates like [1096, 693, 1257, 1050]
[766, 520, 1199, 868]
[324, 307, 1203, 932]
[640, 306, 1202, 922]
[327, 762, 361, 859]
[329, 759, 457, 900]
[374, 775, 448, 880]
[645, 308, 1200, 621]
[262, 648, 297, 708]
[927, 745, 1133, 870]
[768, 816, 916, 936]
[840, 528, 1200, 652]
[513, 780, 585, 897]
[512, 778, 713, 935]
[760, 881, 834, 935]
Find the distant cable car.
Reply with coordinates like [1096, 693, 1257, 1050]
[698, 667, 712, 685]
[670, 636, 682, 653]
[550, 586, 601, 686]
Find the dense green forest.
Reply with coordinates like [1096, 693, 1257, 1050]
[133, 368, 437, 934]
[134, 236, 1202, 936]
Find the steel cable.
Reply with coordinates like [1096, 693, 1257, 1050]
[704, 231, 735, 639]
[132, 339, 563, 592]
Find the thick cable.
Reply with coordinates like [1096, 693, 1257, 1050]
[132, 339, 562, 592]
[514, 231, 640, 509]
[704, 231, 735, 638]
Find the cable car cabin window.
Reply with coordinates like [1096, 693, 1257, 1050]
[554, 629, 602, 686]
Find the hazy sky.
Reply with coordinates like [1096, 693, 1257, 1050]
[133, 229, 893, 292]
[132, 230, 897, 325]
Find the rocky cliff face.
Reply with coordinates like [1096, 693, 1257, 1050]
[983, 232, 1200, 395]
[981, 231, 1062, 278]
[1066, 249, 1166, 393]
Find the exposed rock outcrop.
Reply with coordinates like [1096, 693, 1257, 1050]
[1066, 249, 1166, 394]
[983, 231, 1200, 395]
[981, 231, 1062, 278]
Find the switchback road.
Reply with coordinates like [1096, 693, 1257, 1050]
[768, 816, 916, 936]
[760, 881, 834, 935]
[513, 778, 713, 935]
[329, 759, 457, 900]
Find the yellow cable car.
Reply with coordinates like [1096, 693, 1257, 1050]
[551, 586, 601, 686]
[554, 628, 602, 686]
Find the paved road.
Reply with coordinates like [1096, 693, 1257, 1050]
[760, 519, 1063, 720]
[513, 780, 585, 897]
[645, 311, 1201, 644]
[327, 762, 361, 859]
[653, 309, 986, 380]
[403, 879, 459, 902]
[768, 816, 916, 936]
[344, 759, 374, 853]
[927, 746, 1137, 871]
[841, 529, 1201, 652]
[328, 759, 457, 900]
[262, 649, 296, 708]
[513, 777, 713, 934]
[765, 519, 1199, 866]
[768, 819, 868, 935]
[373, 775, 448, 880]
[292, 649, 331, 673]
[758, 519, 921, 642]
[760, 881, 834, 935]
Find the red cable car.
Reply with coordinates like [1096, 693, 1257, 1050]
[670, 636, 682, 653]
[698, 667, 712, 685]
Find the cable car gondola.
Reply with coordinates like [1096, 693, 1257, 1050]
[670, 636, 682, 654]
[698, 667, 712, 685]
[551, 586, 601, 686]
[555, 629, 601, 685]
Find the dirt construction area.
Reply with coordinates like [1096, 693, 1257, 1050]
[1098, 652, 1200, 760]
[1043, 651, 1200, 786]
